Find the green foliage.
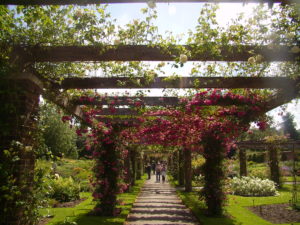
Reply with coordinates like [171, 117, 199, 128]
[248, 163, 269, 179]
[37, 102, 78, 159]
[192, 155, 205, 185]
[39, 176, 146, 225]
[36, 159, 94, 195]
[248, 152, 265, 163]
[176, 185, 296, 225]
[282, 113, 299, 140]
[0, 141, 42, 225]
[48, 176, 80, 203]
[55, 159, 94, 192]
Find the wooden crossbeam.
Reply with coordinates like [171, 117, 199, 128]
[96, 116, 139, 124]
[97, 108, 139, 115]
[12, 45, 298, 62]
[263, 88, 299, 112]
[238, 140, 300, 150]
[73, 96, 180, 106]
[0, 0, 290, 5]
[60, 76, 299, 89]
[42, 91, 87, 122]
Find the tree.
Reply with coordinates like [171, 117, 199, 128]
[37, 102, 78, 159]
[282, 113, 299, 140]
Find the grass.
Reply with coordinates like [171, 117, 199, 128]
[282, 176, 300, 182]
[172, 179, 300, 225]
[40, 175, 146, 225]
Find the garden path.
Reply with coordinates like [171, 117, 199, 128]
[125, 175, 200, 225]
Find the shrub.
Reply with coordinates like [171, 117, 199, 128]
[230, 176, 278, 197]
[48, 176, 80, 202]
[248, 166, 268, 179]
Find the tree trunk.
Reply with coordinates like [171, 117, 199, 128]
[184, 148, 192, 192]
[0, 79, 41, 225]
[178, 149, 185, 186]
[239, 148, 247, 177]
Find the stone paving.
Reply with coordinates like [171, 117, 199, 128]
[125, 175, 200, 225]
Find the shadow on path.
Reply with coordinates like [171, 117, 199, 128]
[125, 176, 200, 225]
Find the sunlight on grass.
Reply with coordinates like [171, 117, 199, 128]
[40, 176, 146, 225]
[177, 184, 300, 225]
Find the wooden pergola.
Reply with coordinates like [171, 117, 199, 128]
[1, 0, 299, 223]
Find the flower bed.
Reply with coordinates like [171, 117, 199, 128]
[231, 176, 278, 197]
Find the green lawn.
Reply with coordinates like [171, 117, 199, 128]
[177, 184, 300, 225]
[40, 175, 146, 225]
[282, 176, 300, 182]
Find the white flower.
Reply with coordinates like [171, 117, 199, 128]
[255, 54, 264, 63]
[247, 56, 256, 64]
[179, 54, 188, 63]
[25, 146, 32, 151]
[114, 39, 121, 45]
[268, 33, 278, 41]
[133, 19, 139, 26]
[290, 46, 300, 54]
[54, 173, 60, 179]
[147, 0, 156, 9]
[286, 32, 294, 39]
[75, 9, 83, 17]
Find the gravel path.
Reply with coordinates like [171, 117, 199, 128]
[125, 176, 200, 225]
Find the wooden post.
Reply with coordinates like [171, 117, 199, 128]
[202, 138, 225, 216]
[130, 148, 137, 185]
[123, 147, 132, 190]
[269, 146, 280, 186]
[94, 139, 119, 216]
[171, 150, 178, 180]
[239, 148, 247, 177]
[0, 78, 41, 225]
[178, 148, 185, 186]
[184, 148, 192, 192]
[136, 152, 142, 180]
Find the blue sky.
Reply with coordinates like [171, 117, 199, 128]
[102, 2, 299, 129]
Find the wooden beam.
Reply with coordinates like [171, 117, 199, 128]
[0, 0, 290, 5]
[264, 88, 299, 112]
[97, 108, 139, 115]
[60, 76, 300, 89]
[72, 96, 180, 106]
[42, 90, 87, 123]
[12, 45, 298, 62]
[238, 140, 300, 150]
[96, 116, 139, 124]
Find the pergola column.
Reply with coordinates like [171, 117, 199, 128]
[0, 77, 41, 225]
[239, 148, 247, 177]
[184, 148, 192, 192]
[202, 138, 225, 216]
[178, 148, 185, 186]
[269, 146, 280, 186]
[123, 146, 132, 191]
[94, 140, 119, 216]
[130, 147, 137, 185]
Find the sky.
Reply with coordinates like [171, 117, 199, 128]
[99, 2, 299, 129]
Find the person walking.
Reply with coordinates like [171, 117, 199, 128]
[161, 164, 167, 183]
[155, 162, 162, 182]
[146, 163, 152, 180]
[151, 161, 156, 175]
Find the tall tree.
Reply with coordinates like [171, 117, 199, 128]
[37, 102, 78, 158]
[282, 113, 299, 140]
